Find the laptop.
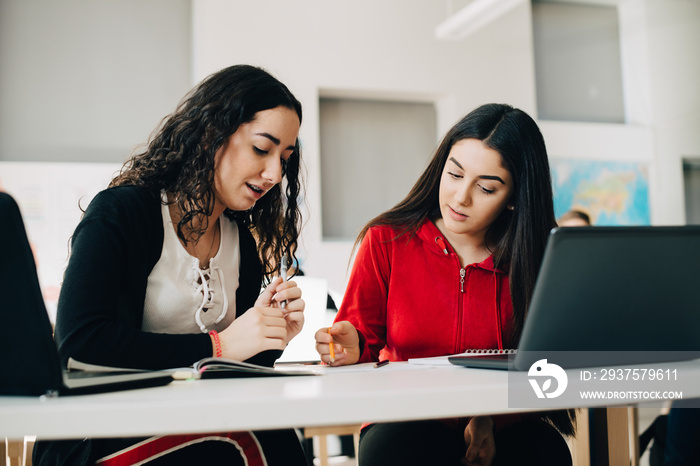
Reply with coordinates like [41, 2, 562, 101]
[0, 192, 173, 396]
[449, 225, 700, 371]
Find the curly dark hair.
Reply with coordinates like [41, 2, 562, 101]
[110, 64, 304, 281]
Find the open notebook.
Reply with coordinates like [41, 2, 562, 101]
[449, 225, 700, 371]
[0, 192, 173, 396]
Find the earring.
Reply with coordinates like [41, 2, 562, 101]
[507, 205, 514, 211]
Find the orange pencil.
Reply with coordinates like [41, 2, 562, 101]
[327, 327, 335, 363]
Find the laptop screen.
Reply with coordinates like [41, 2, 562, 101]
[0, 192, 64, 395]
[515, 226, 700, 367]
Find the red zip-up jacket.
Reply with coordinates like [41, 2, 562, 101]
[336, 219, 516, 363]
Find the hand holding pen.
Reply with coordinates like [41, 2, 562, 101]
[276, 255, 306, 343]
[221, 276, 304, 361]
[279, 255, 288, 310]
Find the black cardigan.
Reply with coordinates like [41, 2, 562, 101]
[54, 185, 280, 370]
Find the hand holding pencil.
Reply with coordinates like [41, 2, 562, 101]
[314, 321, 361, 366]
[327, 328, 335, 362]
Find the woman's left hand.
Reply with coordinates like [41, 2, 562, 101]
[462, 416, 495, 466]
[256, 277, 305, 344]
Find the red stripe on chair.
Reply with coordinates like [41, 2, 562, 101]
[96, 431, 266, 466]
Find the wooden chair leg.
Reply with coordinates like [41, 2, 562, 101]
[317, 434, 329, 466]
[303, 425, 361, 466]
[571, 408, 591, 466]
[628, 406, 640, 466]
[6, 438, 24, 466]
[607, 407, 631, 466]
[353, 430, 360, 463]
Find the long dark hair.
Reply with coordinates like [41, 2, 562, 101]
[357, 103, 554, 332]
[355, 103, 575, 436]
[110, 64, 304, 280]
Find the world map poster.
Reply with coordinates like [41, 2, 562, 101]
[550, 159, 650, 226]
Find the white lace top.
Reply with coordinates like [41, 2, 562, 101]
[142, 200, 240, 334]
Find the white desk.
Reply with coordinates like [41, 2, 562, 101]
[2, 360, 700, 443]
[1, 364, 517, 440]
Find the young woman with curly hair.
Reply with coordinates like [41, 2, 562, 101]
[35, 64, 310, 466]
[315, 103, 576, 466]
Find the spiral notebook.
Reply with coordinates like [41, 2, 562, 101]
[408, 349, 516, 366]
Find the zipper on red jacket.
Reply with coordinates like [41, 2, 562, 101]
[436, 236, 465, 352]
[457, 267, 466, 352]
[435, 236, 449, 255]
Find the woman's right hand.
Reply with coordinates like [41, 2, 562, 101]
[217, 279, 291, 361]
[218, 305, 287, 361]
[314, 320, 360, 366]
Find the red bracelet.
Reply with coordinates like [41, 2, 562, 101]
[209, 330, 223, 358]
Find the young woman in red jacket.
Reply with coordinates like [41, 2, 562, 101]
[315, 103, 575, 466]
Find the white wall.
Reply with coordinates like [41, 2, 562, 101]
[0, 0, 193, 163]
[193, 0, 700, 294]
[2, 0, 696, 298]
[642, 0, 700, 225]
[0, 0, 193, 320]
[540, 0, 700, 227]
[192, 0, 538, 294]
